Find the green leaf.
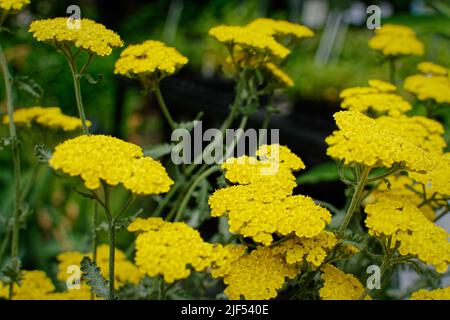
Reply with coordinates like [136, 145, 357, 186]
[187, 179, 211, 228]
[0, 258, 22, 285]
[14, 76, 44, 100]
[296, 162, 341, 184]
[80, 256, 110, 299]
[143, 143, 173, 159]
[81, 73, 103, 85]
[34, 145, 52, 163]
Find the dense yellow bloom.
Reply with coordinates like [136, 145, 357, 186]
[57, 244, 143, 289]
[366, 175, 435, 220]
[114, 40, 188, 80]
[404, 74, 450, 104]
[128, 218, 219, 283]
[209, 145, 331, 245]
[410, 153, 450, 197]
[0, 0, 29, 11]
[209, 25, 290, 59]
[49, 135, 173, 194]
[326, 111, 433, 172]
[410, 287, 450, 300]
[212, 246, 298, 300]
[2, 106, 88, 131]
[417, 61, 448, 76]
[0, 271, 55, 300]
[264, 62, 294, 87]
[375, 115, 446, 154]
[365, 193, 450, 273]
[320, 265, 368, 300]
[50, 285, 92, 300]
[29, 18, 123, 56]
[272, 231, 337, 267]
[340, 80, 411, 117]
[247, 18, 314, 39]
[368, 24, 424, 57]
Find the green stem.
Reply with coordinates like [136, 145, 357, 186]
[338, 166, 371, 234]
[0, 42, 22, 300]
[67, 60, 89, 134]
[154, 83, 177, 131]
[91, 203, 99, 300]
[389, 58, 396, 85]
[174, 165, 220, 221]
[108, 217, 116, 300]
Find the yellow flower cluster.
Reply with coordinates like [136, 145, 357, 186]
[365, 193, 450, 273]
[410, 153, 450, 197]
[417, 61, 448, 76]
[272, 231, 337, 267]
[326, 111, 433, 172]
[212, 245, 298, 300]
[0, 0, 29, 11]
[128, 218, 220, 283]
[368, 24, 424, 57]
[57, 244, 143, 289]
[404, 74, 450, 104]
[366, 175, 435, 220]
[0, 270, 55, 300]
[264, 62, 294, 87]
[49, 135, 173, 194]
[2, 106, 88, 131]
[410, 287, 450, 300]
[340, 80, 411, 117]
[209, 145, 331, 245]
[114, 40, 188, 80]
[246, 18, 314, 39]
[319, 265, 368, 300]
[375, 115, 446, 154]
[29, 18, 123, 56]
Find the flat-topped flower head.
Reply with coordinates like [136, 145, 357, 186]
[417, 61, 448, 76]
[320, 265, 369, 300]
[246, 18, 314, 39]
[2, 106, 89, 131]
[209, 145, 330, 245]
[49, 135, 173, 194]
[404, 73, 450, 104]
[365, 193, 450, 273]
[326, 111, 433, 172]
[57, 245, 143, 289]
[0, 270, 54, 300]
[128, 218, 219, 283]
[410, 287, 450, 300]
[375, 115, 446, 154]
[211, 245, 298, 300]
[340, 80, 411, 117]
[114, 40, 188, 83]
[0, 0, 29, 11]
[29, 18, 123, 56]
[209, 25, 290, 60]
[410, 153, 450, 198]
[368, 24, 424, 57]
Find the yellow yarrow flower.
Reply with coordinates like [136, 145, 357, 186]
[404, 74, 450, 104]
[2, 106, 89, 131]
[264, 62, 294, 87]
[410, 287, 450, 300]
[272, 231, 337, 267]
[320, 265, 369, 300]
[57, 244, 143, 289]
[49, 135, 173, 194]
[128, 217, 219, 283]
[410, 153, 450, 198]
[375, 115, 446, 154]
[29, 17, 123, 56]
[114, 40, 188, 81]
[0, 270, 55, 300]
[326, 111, 433, 172]
[0, 0, 29, 11]
[417, 61, 448, 76]
[340, 80, 411, 117]
[368, 24, 424, 57]
[212, 246, 298, 300]
[246, 18, 314, 39]
[209, 25, 290, 59]
[365, 193, 450, 273]
[209, 145, 331, 245]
